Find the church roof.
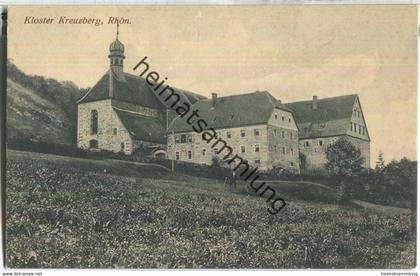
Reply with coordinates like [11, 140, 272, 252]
[113, 108, 166, 144]
[168, 91, 293, 133]
[285, 94, 358, 139]
[77, 71, 205, 108]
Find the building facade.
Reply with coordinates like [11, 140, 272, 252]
[77, 34, 203, 157]
[77, 34, 370, 173]
[285, 95, 370, 171]
[167, 92, 300, 173]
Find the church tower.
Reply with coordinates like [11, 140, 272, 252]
[108, 24, 125, 80]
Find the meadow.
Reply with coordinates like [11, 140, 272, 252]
[5, 150, 416, 268]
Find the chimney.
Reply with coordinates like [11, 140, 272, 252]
[278, 99, 282, 104]
[312, 95, 318, 110]
[212, 93, 217, 107]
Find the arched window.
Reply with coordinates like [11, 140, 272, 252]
[89, 139, 98, 149]
[91, 110, 98, 134]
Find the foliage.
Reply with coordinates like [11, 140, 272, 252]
[7, 60, 88, 145]
[5, 150, 415, 268]
[325, 138, 364, 177]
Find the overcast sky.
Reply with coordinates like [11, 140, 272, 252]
[8, 5, 417, 164]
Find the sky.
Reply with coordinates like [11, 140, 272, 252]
[8, 5, 417, 164]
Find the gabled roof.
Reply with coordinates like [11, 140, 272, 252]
[168, 91, 293, 133]
[113, 108, 166, 144]
[285, 94, 358, 139]
[77, 71, 205, 108]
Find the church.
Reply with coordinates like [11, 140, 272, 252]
[77, 33, 370, 171]
[76, 31, 204, 158]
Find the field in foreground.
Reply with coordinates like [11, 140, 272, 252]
[6, 150, 416, 268]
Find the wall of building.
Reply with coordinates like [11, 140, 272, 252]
[266, 108, 300, 173]
[77, 99, 134, 154]
[112, 100, 160, 118]
[167, 124, 271, 169]
[299, 135, 370, 172]
[346, 96, 370, 141]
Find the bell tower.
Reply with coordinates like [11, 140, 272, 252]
[108, 23, 125, 79]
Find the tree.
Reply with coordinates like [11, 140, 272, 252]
[325, 138, 365, 177]
[375, 152, 385, 172]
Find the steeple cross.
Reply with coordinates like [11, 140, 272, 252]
[116, 21, 119, 40]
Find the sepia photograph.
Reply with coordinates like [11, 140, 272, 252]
[1, 4, 417, 270]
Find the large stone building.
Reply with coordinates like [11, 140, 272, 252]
[285, 95, 370, 171]
[166, 91, 300, 173]
[77, 34, 370, 173]
[77, 34, 203, 157]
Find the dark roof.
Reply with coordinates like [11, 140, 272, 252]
[77, 71, 205, 108]
[168, 91, 292, 133]
[285, 94, 357, 139]
[113, 108, 166, 144]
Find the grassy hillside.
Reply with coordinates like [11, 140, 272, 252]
[6, 61, 86, 145]
[7, 79, 74, 145]
[6, 150, 415, 268]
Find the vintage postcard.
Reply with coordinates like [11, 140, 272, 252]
[1, 5, 417, 270]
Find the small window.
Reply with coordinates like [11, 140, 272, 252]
[350, 123, 353, 131]
[113, 128, 117, 135]
[121, 142, 125, 149]
[202, 149, 206, 156]
[362, 127, 365, 135]
[319, 140, 323, 146]
[291, 162, 294, 166]
[175, 152, 180, 160]
[291, 148, 294, 155]
[354, 123, 357, 132]
[255, 160, 260, 164]
[273, 129, 277, 136]
[213, 148, 218, 153]
[181, 135, 187, 143]
[255, 144, 260, 152]
[282, 147, 285, 154]
[188, 151, 192, 159]
[281, 131, 285, 138]
[288, 117, 291, 123]
[359, 125, 362, 134]
[241, 146, 246, 153]
[304, 141, 310, 147]
[274, 145, 277, 152]
[290, 132, 293, 139]
[282, 116, 285, 121]
[227, 131, 231, 139]
[175, 136, 180, 144]
[241, 130, 246, 137]
[254, 129, 260, 136]
[89, 139, 98, 149]
[274, 114, 278, 119]
[187, 135, 192, 143]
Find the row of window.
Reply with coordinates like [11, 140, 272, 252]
[175, 144, 295, 159]
[350, 123, 366, 135]
[175, 134, 193, 144]
[353, 109, 361, 118]
[174, 151, 295, 167]
[303, 140, 324, 148]
[174, 129, 295, 144]
[274, 113, 292, 123]
[273, 129, 293, 139]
